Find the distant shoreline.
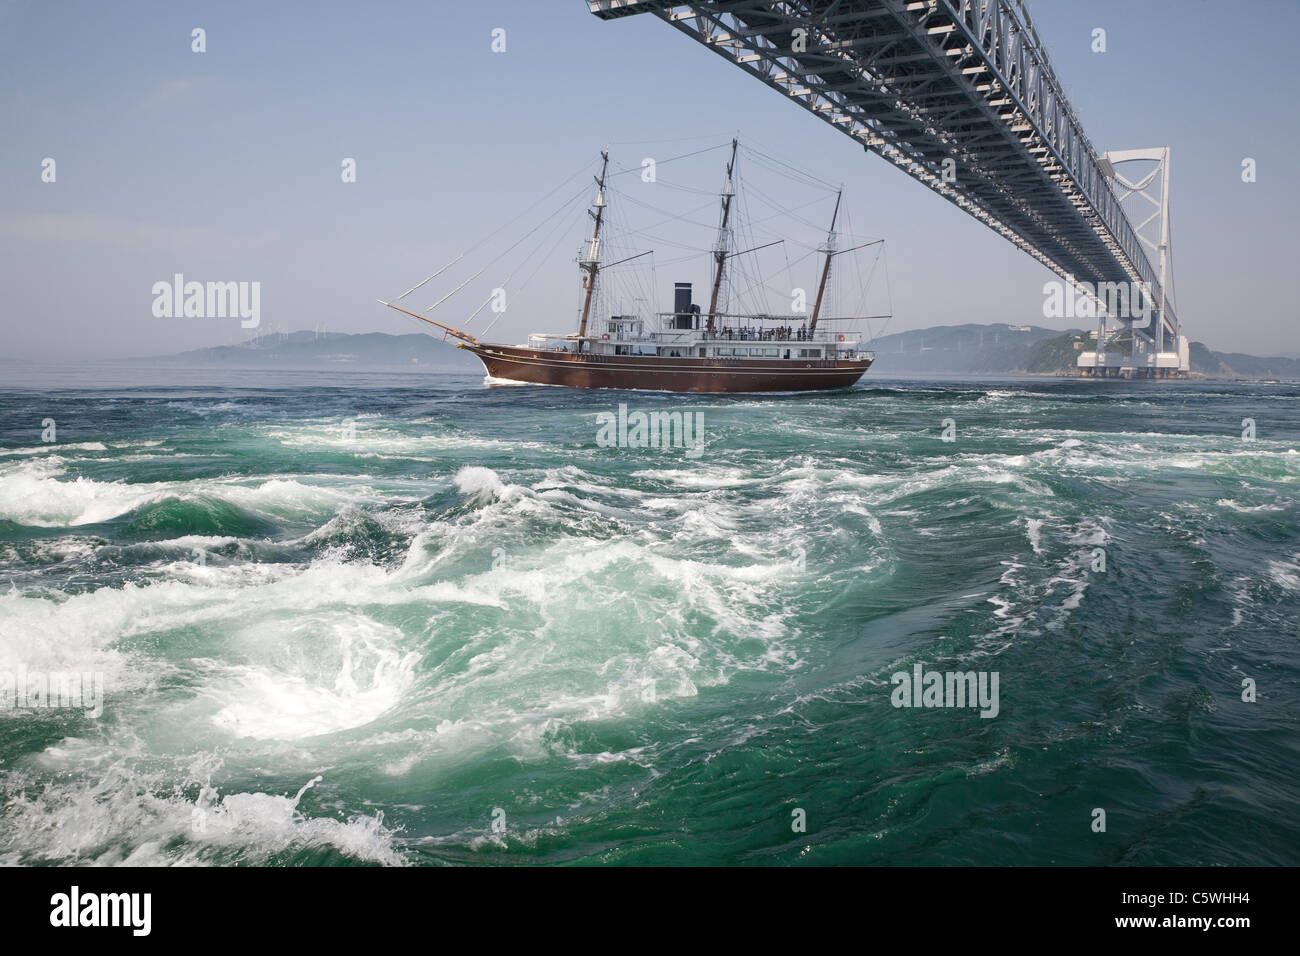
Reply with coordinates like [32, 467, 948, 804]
[3, 322, 1298, 384]
[0, 361, 1293, 392]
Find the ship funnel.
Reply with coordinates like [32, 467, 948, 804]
[672, 282, 697, 330]
[674, 282, 692, 316]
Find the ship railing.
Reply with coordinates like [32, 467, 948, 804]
[589, 330, 697, 344]
[700, 330, 862, 345]
[618, 324, 862, 345]
[529, 333, 582, 350]
[562, 328, 868, 352]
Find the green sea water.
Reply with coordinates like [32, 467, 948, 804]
[0, 368, 1297, 865]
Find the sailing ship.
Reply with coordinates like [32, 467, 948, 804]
[381, 140, 884, 393]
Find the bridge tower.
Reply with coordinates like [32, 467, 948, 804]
[1084, 147, 1185, 377]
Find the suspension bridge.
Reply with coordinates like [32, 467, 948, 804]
[590, 0, 1185, 376]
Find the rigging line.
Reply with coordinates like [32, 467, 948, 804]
[650, 250, 658, 317]
[873, 245, 895, 344]
[605, 132, 728, 147]
[607, 162, 720, 196]
[740, 143, 841, 192]
[732, 248, 821, 309]
[394, 254, 464, 302]
[732, 175, 758, 315]
[746, 199, 832, 237]
[431, 157, 593, 273]
[743, 155, 840, 199]
[528, 195, 591, 284]
[748, 201, 826, 243]
[739, 154, 835, 200]
[426, 183, 589, 312]
[605, 200, 649, 317]
[463, 291, 495, 328]
[643, 179, 718, 197]
[838, 207, 872, 323]
[474, 189, 589, 322]
[618, 200, 657, 318]
[840, 207, 862, 317]
[856, 244, 886, 301]
[624, 231, 712, 253]
[613, 189, 731, 232]
[658, 197, 723, 226]
[654, 252, 714, 266]
[603, 171, 717, 218]
[844, 213, 869, 321]
[727, 176, 769, 315]
[739, 177, 780, 316]
[782, 233, 795, 305]
[748, 248, 816, 297]
[425, 266, 486, 314]
[742, 177, 836, 232]
[472, 158, 592, 235]
[599, 201, 652, 321]
[478, 201, 585, 339]
[617, 193, 721, 233]
[745, 207, 816, 232]
[607, 142, 732, 179]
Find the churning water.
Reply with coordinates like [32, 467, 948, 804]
[1, 368, 1296, 865]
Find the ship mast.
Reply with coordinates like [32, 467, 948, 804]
[576, 150, 610, 351]
[706, 138, 739, 332]
[808, 188, 841, 339]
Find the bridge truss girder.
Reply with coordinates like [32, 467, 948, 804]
[590, 0, 1177, 335]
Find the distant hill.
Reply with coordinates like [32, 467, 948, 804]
[136, 331, 478, 370]
[867, 323, 1085, 374]
[1187, 342, 1300, 379]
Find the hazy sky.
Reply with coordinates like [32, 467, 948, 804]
[2, 0, 1297, 361]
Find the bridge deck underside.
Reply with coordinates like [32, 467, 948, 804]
[592, 0, 1175, 341]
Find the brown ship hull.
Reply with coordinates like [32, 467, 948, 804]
[460, 343, 872, 393]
